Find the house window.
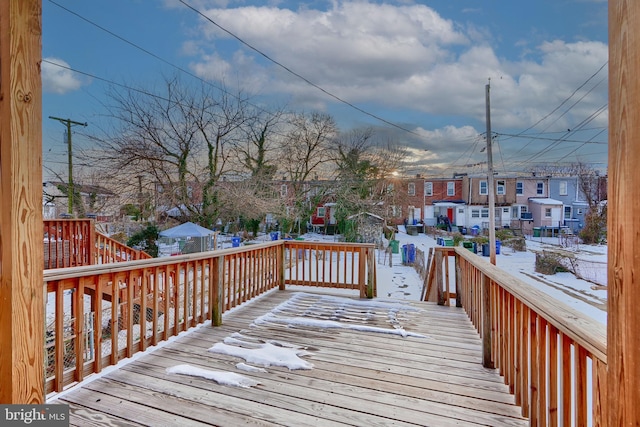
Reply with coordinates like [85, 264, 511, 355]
[481, 208, 489, 218]
[559, 181, 568, 196]
[516, 182, 523, 195]
[317, 207, 325, 218]
[425, 182, 433, 196]
[471, 209, 480, 218]
[479, 181, 488, 195]
[545, 208, 552, 218]
[503, 207, 510, 213]
[408, 182, 415, 196]
[280, 184, 288, 197]
[447, 182, 455, 196]
[564, 206, 571, 219]
[458, 208, 464, 214]
[496, 180, 506, 195]
[537, 181, 545, 195]
[388, 205, 401, 218]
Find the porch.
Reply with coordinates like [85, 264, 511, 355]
[50, 289, 527, 426]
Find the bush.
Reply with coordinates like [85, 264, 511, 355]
[503, 237, 526, 252]
[127, 223, 159, 257]
[452, 232, 464, 247]
[535, 251, 567, 275]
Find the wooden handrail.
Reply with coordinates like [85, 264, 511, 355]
[44, 219, 94, 269]
[427, 246, 607, 424]
[43, 239, 376, 395]
[44, 220, 152, 269]
[96, 232, 152, 263]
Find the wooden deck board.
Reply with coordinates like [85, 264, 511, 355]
[51, 290, 527, 426]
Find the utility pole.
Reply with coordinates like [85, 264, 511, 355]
[49, 116, 87, 216]
[485, 81, 496, 265]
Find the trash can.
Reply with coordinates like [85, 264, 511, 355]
[462, 241, 473, 252]
[231, 237, 241, 247]
[496, 239, 501, 255]
[482, 243, 490, 257]
[390, 240, 400, 254]
[471, 225, 480, 236]
[533, 227, 541, 237]
[270, 231, 279, 241]
[407, 244, 416, 263]
[401, 245, 407, 264]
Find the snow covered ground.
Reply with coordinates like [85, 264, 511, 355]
[289, 228, 608, 325]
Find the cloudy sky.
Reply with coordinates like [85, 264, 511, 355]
[42, 0, 608, 178]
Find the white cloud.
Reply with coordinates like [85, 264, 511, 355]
[42, 57, 85, 94]
[186, 2, 606, 128]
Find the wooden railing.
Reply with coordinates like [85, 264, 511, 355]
[426, 246, 607, 425]
[283, 240, 377, 298]
[96, 232, 153, 264]
[44, 219, 95, 269]
[43, 240, 376, 395]
[44, 219, 151, 269]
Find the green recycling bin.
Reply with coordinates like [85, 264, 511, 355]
[390, 240, 400, 254]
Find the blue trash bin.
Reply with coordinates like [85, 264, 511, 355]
[231, 237, 241, 247]
[407, 244, 416, 263]
[471, 225, 480, 236]
[496, 239, 501, 255]
[270, 231, 279, 241]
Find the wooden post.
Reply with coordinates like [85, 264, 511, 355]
[608, 1, 640, 425]
[454, 254, 462, 307]
[366, 247, 375, 299]
[279, 242, 286, 290]
[211, 257, 224, 326]
[435, 250, 444, 305]
[0, 0, 44, 404]
[481, 274, 493, 369]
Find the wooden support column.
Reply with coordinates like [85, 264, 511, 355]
[608, 1, 640, 425]
[0, 0, 44, 403]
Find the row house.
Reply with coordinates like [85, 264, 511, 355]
[422, 177, 465, 227]
[416, 174, 600, 235]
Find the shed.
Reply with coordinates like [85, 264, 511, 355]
[528, 198, 563, 228]
[158, 222, 215, 256]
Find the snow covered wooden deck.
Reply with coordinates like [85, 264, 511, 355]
[51, 290, 527, 426]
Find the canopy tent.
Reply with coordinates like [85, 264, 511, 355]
[158, 222, 216, 256]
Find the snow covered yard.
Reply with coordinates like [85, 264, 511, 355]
[295, 228, 608, 324]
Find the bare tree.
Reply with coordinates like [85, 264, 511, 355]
[236, 106, 284, 180]
[277, 112, 338, 229]
[89, 75, 250, 228]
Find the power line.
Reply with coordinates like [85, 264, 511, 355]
[178, 0, 424, 138]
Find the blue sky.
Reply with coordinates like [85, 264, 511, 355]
[42, 0, 608, 179]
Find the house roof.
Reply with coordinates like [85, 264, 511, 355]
[529, 198, 563, 205]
